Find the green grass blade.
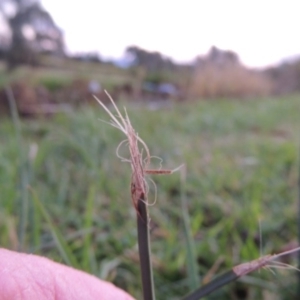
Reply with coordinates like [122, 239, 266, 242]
[180, 166, 200, 290]
[32, 195, 42, 251]
[30, 187, 80, 268]
[297, 145, 300, 299]
[5, 86, 29, 251]
[180, 168, 199, 290]
[82, 185, 96, 272]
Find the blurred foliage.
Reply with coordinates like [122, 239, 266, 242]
[38, 76, 71, 92]
[1, 95, 299, 299]
[0, 0, 64, 69]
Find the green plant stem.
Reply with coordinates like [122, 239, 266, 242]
[297, 144, 300, 298]
[6, 86, 29, 251]
[30, 187, 79, 268]
[82, 185, 96, 272]
[183, 270, 238, 300]
[137, 193, 156, 300]
[180, 168, 199, 290]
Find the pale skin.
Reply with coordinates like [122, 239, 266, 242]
[0, 248, 135, 300]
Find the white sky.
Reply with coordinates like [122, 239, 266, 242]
[41, 0, 300, 67]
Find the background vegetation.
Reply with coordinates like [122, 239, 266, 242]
[1, 95, 299, 299]
[1, 1, 300, 299]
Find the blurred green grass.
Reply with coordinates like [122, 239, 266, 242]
[0, 95, 299, 299]
[0, 56, 134, 90]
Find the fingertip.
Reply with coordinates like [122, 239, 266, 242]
[0, 249, 136, 300]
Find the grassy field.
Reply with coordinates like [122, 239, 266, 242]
[0, 95, 299, 299]
[0, 57, 135, 90]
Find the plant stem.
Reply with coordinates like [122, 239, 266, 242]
[30, 187, 79, 268]
[182, 270, 238, 300]
[297, 144, 300, 298]
[180, 167, 199, 290]
[137, 193, 156, 300]
[6, 87, 29, 251]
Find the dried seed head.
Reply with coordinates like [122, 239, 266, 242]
[95, 92, 181, 210]
[233, 246, 300, 277]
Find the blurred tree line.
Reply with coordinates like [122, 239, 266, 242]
[0, 0, 299, 98]
[0, 0, 64, 69]
[125, 45, 192, 88]
[126, 45, 177, 73]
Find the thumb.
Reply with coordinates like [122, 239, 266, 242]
[0, 248, 135, 300]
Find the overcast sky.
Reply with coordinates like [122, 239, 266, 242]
[41, 0, 300, 67]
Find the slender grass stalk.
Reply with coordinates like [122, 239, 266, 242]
[5, 87, 29, 251]
[95, 93, 156, 300]
[180, 166, 199, 290]
[30, 187, 80, 268]
[137, 194, 155, 300]
[297, 144, 300, 298]
[32, 195, 41, 251]
[182, 247, 300, 300]
[183, 270, 238, 300]
[82, 185, 96, 272]
[5, 87, 21, 147]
